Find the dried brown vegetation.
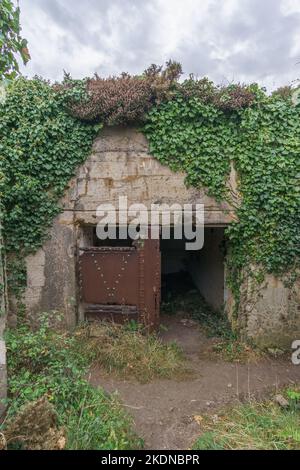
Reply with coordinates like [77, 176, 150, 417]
[60, 61, 258, 125]
[2, 397, 66, 450]
[63, 60, 182, 125]
[271, 85, 293, 100]
[179, 76, 256, 110]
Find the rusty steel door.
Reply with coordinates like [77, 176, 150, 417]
[78, 237, 161, 330]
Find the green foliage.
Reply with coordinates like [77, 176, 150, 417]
[193, 391, 300, 450]
[286, 389, 300, 410]
[144, 87, 300, 309]
[0, 78, 99, 296]
[144, 96, 234, 200]
[0, 198, 6, 316]
[227, 96, 300, 285]
[0, 0, 30, 80]
[3, 316, 141, 450]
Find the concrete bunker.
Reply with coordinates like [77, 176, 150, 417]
[22, 127, 300, 347]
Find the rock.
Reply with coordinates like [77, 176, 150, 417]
[193, 415, 203, 425]
[180, 319, 197, 327]
[57, 436, 67, 450]
[211, 415, 219, 424]
[0, 432, 6, 450]
[274, 394, 289, 408]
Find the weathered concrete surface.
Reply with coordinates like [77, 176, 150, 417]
[25, 212, 77, 329]
[231, 274, 300, 349]
[61, 127, 234, 224]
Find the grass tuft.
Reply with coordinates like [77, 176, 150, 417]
[193, 389, 300, 450]
[76, 322, 187, 383]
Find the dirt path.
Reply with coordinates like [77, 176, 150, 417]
[90, 315, 300, 450]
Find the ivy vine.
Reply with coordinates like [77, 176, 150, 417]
[0, 77, 100, 299]
[144, 88, 300, 310]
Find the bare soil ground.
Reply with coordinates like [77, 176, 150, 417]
[90, 315, 300, 450]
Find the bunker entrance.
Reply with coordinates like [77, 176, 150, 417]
[78, 225, 226, 328]
[161, 227, 226, 313]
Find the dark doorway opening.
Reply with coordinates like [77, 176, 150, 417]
[160, 227, 226, 313]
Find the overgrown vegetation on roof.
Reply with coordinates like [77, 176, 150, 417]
[61, 62, 257, 125]
[59, 61, 182, 124]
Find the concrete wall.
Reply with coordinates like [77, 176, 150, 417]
[235, 274, 300, 349]
[24, 212, 77, 328]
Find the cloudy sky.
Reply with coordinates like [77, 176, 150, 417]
[18, 0, 300, 90]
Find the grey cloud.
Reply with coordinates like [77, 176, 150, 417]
[228, 0, 300, 72]
[31, 0, 155, 47]
[175, 0, 300, 87]
[30, 0, 121, 47]
[20, 0, 300, 89]
[26, 0, 160, 77]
